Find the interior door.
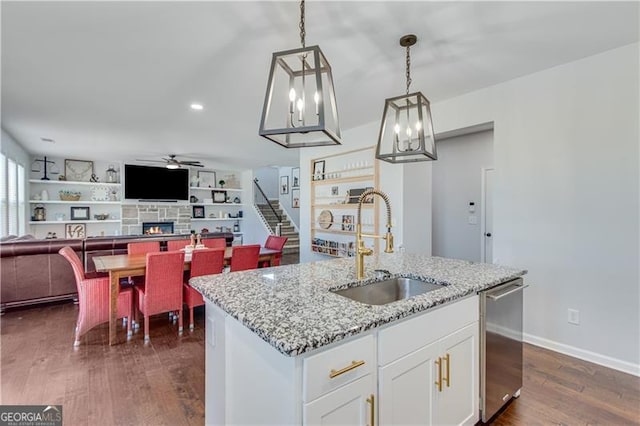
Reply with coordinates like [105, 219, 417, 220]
[482, 168, 494, 263]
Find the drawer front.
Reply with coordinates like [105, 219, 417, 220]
[303, 334, 375, 403]
[378, 295, 479, 366]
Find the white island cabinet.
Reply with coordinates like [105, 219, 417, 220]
[205, 295, 479, 426]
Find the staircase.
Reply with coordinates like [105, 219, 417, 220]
[256, 200, 299, 255]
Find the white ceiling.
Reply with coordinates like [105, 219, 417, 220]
[2, 1, 638, 169]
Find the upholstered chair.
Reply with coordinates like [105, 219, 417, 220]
[230, 244, 261, 272]
[184, 248, 225, 330]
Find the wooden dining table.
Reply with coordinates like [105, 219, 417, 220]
[93, 246, 281, 345]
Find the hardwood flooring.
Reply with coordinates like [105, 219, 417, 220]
[2, 302, 638, 425]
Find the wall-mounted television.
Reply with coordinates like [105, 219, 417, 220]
[124, 164, 189, 201]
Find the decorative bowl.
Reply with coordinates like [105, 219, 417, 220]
[59, 190, 81, 201]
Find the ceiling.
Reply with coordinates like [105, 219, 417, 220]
[2, 1, 638, 169]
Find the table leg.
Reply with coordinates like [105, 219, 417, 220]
[109, 271, 120, 345]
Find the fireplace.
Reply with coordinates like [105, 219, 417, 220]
[142, 222, 174, 235]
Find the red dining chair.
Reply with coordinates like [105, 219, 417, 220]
[127, 241, 161, 255]
[230, 244, 261, 272]
[59, 247, 133, 346]
[261, 235, 288, 267]
[167, 239, 190, 252]
[202, 238, 226, 249]
[184, 248, 225, 330]
[135, 251, 185, 342]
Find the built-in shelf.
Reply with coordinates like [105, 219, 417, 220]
[190, 186, 242, 192]
[29, 220, 121, 224]
[312, 204, 374, 209]
[190, 203, 245, 207]
[29, 179, 121, 187]
[191, 218, 243, 221]
[311, 228, 356, 235]
[311, 174, 375, 185]
[29, 200, 121, 205]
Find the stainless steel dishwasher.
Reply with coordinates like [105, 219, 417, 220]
[480, 277, 527, 422]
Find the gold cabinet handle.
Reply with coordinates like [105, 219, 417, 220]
[434, 357, 443, 392]
[366, 394, 375, 426]
[329, 360, 365, 379]
[444, 353, 450, 388]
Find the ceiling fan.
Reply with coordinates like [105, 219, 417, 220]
[135, 154, 204, 169]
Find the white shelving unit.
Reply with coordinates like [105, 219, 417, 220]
[310, 146, 379, 258]
[29, 178, 123, 238]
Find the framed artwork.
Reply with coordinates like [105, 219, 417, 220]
[331, 186, 339, 196]
[291, 188, 300, 208]
[65, 159, 94, 182]
[342, 215, 354, 232]
[65, 223, 86, 239]
[292, 167, 300, 188]
[198, 170, 216, 188]
[280, 176, 289, 195]
[192, 205, 205, 218]
[212, 190, 227, 203]
[312, 160, 325, 181]
[70, 206, 90, 220]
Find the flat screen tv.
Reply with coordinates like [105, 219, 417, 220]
[124, 164, 189, 201]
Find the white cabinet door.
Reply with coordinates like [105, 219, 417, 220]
[433, 322, 479, 426]
[304, 374, 375, 426]
[379, 340, 440, 425]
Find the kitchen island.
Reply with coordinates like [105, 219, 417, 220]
[190, 253, 526, 425]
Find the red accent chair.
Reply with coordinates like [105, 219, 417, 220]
[59, 247, 133, 346]
[202, 238, 226, 249]
[230, 244, 261, 272]
[262, 235, 288, 267]
[135, 251, 185, 342]
[167, 239, 190, 252]
[184, 248, 224, 330]
[127, 241, 161, 255]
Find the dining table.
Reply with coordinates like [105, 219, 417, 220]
[93, 246, 282, 345]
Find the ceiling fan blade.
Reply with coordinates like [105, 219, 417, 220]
[184, 163, 204, 167]
[179, 161, 203, 165]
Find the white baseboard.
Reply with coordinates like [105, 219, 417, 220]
[523, 333, 640, 377]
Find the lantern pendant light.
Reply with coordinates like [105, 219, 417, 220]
[376, 34, 437, 163]
[259, 0, 342, 148]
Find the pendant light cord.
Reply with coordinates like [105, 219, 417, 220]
[299, 0, 306, 48]
[405, 45, 412, 95]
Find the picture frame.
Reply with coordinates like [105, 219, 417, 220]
[64, 159, 94, 182]
[212, 190, 227, 203]
[291, 188, 300, 208]
[347, 188, 366, 204]
[70, 206, 90, 220]
[280, 176, 289, 195]
[198, 170, 216, 188]
[291, 167, 300, 188]
[342, 215, 354, 232]
[192, 205, 205, 218]
[65, 223, 86, 239]
[331, 186, 339, 196]
[312, 160, 325, 181]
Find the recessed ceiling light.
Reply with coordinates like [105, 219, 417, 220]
[190, 103, 204, 111]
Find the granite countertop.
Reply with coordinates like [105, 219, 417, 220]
[190, 253, 527, 357]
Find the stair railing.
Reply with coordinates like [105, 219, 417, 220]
[253, 178, 282, 235]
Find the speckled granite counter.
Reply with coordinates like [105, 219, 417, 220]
[190, 253, 526, 357]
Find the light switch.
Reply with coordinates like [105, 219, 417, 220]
[468, 215, 478, 225]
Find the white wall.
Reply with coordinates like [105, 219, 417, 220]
[402, 162, 432, 255]
[432, 130, 494, 262]
[253, 167, 279, 202]
[431, 43, 639, 372]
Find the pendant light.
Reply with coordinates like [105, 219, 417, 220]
[259, 0, 342, 148]
[376, 34, 437, 163]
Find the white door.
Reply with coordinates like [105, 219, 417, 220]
[304, 374, 374, 426]
[433, 323, 479, 426]
[482, 168, 494, 263]
[378, 340, 440, 425]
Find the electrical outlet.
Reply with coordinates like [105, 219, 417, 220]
[568, 309, 580, 325]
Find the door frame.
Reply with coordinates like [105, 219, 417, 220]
[480, 167, 494, 263]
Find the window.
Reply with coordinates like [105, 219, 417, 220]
[0, 153, 26, 237]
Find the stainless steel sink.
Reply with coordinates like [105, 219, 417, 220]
[331, 277, 444, 305]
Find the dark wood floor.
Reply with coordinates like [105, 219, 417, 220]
[2, 300, 638, 425]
